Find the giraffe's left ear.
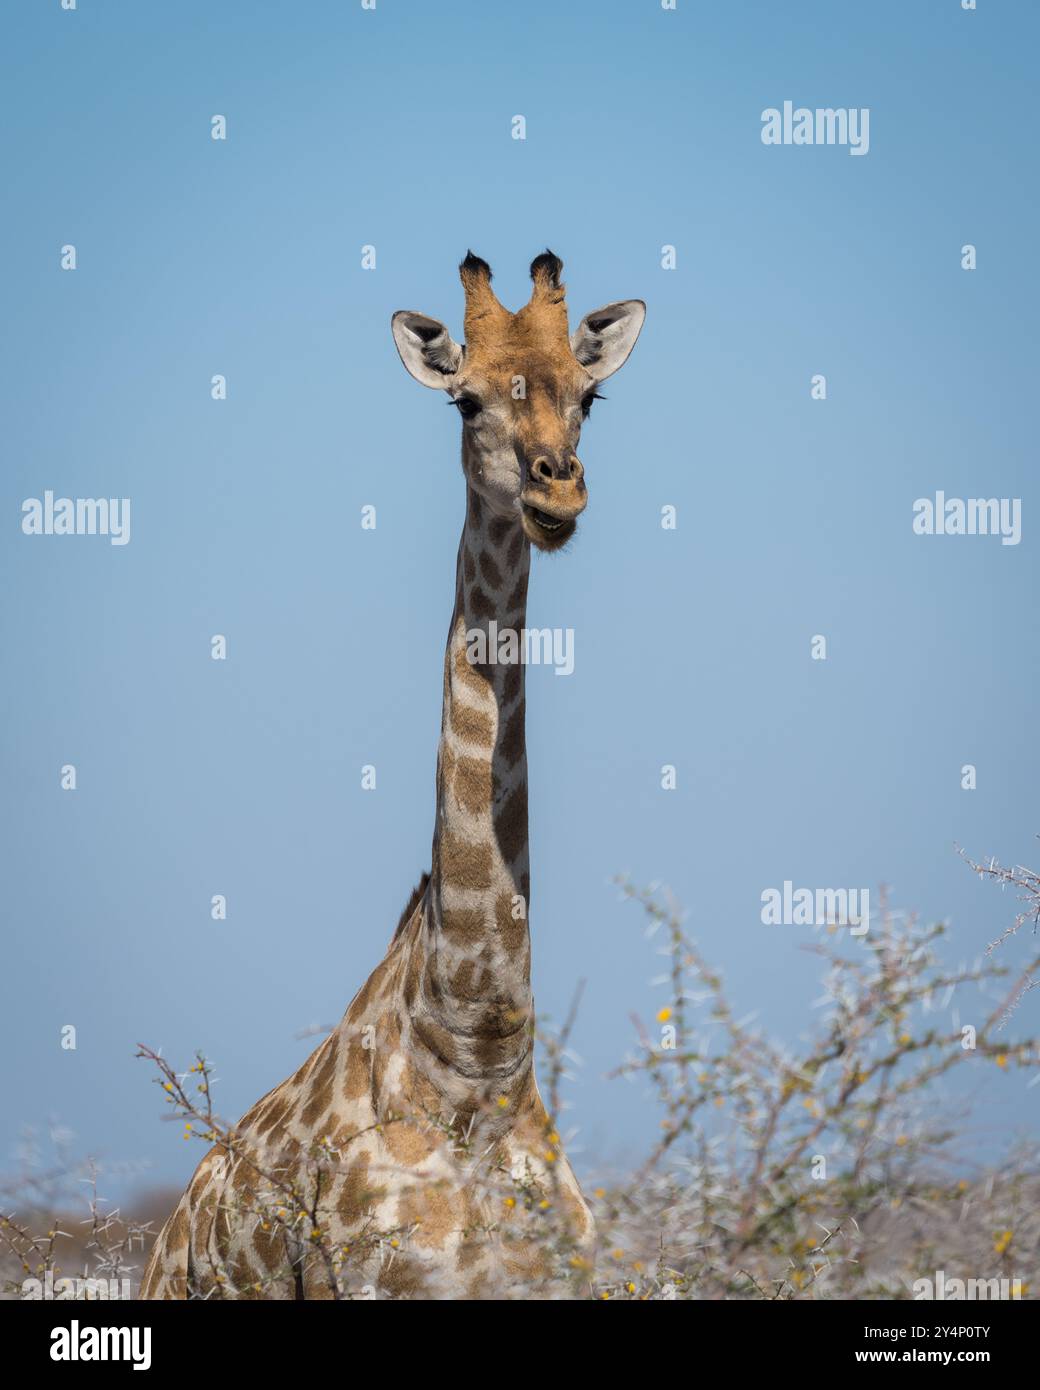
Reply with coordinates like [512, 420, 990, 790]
[571, 300, 646, 382]
[391, 311, 464, 389]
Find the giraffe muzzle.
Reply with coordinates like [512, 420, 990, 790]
[519, 450, 587, 547]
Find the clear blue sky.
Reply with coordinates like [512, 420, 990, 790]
[2, 0, 1037, 1199]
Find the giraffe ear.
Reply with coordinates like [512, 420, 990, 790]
[571, 300, 646, 382]
[391, 311, 463, 389]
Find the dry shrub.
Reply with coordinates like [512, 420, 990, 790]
[3, 849, 1038, 1300]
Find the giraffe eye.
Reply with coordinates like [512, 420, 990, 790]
[451, 395, 481, 420]
[580, 390, 604, 420]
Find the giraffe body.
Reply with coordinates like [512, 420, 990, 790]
[142, 252, 643, 1299]
[141, 910, 589, 1300]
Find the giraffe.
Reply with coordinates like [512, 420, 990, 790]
[140, 251, 645, 1300]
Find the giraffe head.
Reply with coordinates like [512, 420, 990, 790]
[392, 251, 645, 552]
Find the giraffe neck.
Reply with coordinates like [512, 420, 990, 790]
[415, 485, 533, 1087]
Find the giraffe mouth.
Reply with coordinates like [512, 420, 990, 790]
[522, 505, 566, 533]
[520, 503, 578, 552]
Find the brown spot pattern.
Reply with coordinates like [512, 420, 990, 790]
[449, 700, 493, 747]
[493, 782, 528, 866]
[453, 754, 491, 812]
[439, 831, 493, 890]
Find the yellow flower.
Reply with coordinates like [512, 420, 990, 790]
[594, 1188, 606, 1200]
[895, 1135, 908, 1147]
[496, 1096, 509, 1109]
[548, 1130, 560, 1145]
[898, 1033, 911, 1046]
[994, 1230, 1013, 1255]
[504, 1197, 516, 1209]
[626, 1282, 636, 1293]
[996, 1054, 1008, 1069]
[538, 1199, 550, 1210]
[389, 1238, 400, 1249]
[656, 1007, 672, 1023]
[611, 1248, 624, 1260]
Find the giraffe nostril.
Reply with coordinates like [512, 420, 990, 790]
[569, 456, 584, 481]
[532, 457, 553, 482]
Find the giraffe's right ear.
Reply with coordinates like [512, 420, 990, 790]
[391, 311, 463, 389]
